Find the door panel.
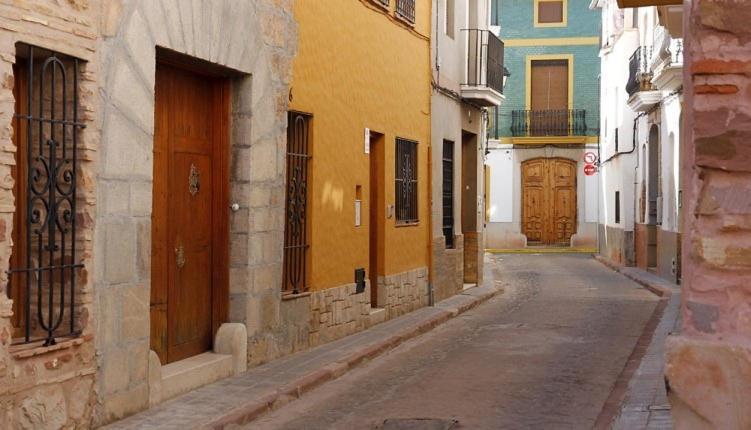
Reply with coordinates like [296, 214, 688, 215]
[151, 64, 228, 364]
[522, 158, 577, 246]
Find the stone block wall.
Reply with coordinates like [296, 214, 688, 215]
[665, 1, 751, 428]
[0, 1, 100, 429]
[309, 283, 371, 347]
[379, 267, 430, 319]
[431, 235, 464, 303]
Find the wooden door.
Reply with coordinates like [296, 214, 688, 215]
[151, 64, 229, 364]
[530, 60, 569, 135]
[522, 158, 576, 246]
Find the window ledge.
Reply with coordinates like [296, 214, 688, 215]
[282, 291, 312, 301]
[394, 13, 416, 27]
[10, 335, 87, 360]
[396, 221, 420, 228]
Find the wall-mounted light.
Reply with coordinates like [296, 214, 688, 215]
[502, 67, 511, 93]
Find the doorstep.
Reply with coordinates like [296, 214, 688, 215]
[103, 283, 503, 430]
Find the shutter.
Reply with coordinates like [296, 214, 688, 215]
[538, 1, 564, 24]
[530, 60, 568, 111]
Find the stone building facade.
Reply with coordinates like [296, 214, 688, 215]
[664, 0, 751, 427]
[0, 0, 298, 427]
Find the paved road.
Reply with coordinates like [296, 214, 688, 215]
[251, 254, 659, 430]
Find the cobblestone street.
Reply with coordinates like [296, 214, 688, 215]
[251, 254, 659, 429]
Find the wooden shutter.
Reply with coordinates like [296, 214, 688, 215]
[538, 1, 564, 24]
[531, 60, 568, 111]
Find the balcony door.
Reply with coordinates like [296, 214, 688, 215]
[530, 59, 569, 136]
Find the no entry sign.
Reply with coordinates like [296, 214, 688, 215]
[584, 164, 597, 176]
[583, 152, 598, 164]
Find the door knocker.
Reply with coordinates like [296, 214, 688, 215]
[175, 243, 186, 269]
[188, 163, 200, 196]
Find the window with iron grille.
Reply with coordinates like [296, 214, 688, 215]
[395, 0, 416, 24]
[442, 140, 454, 248]
[395, 138, 418, 224]
[283, 112, 311, 294]
[7, 44, 85, 346]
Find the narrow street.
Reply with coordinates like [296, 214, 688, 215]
[251, 254, 659, 429]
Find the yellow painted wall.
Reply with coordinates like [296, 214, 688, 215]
[291, 0, 431, 291]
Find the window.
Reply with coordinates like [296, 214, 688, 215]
[491, 0, 500, 26]
[8, 44, 85, 346]
[615, 191, 621, 224]
[442, 140, 454, 248]
[283, 112, 311, 294]
[395, 0, 415, 24]
[535, 0, 566, 27]
[395, 138, 418, 224]
[445, 0, 455, 39]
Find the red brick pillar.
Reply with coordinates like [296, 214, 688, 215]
[665, 0, 751, 427]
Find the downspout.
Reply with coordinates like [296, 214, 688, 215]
[427, 3, 438, 306]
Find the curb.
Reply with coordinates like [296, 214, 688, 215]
[203, 285, 503, 429]
[592, 254, 673, 298]
[591, 253, 679, 429]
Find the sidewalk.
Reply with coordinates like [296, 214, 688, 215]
[593, 256, 682, 430]
[104, 283, 503, 430]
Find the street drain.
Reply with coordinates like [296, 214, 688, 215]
[377, 418, 460, 430]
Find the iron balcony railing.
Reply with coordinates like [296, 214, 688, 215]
[626, 46, 654, 97]
[463, 29, 505, 95]
[511, 109, 588, 137]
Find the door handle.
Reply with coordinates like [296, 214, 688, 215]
[175, 243, 185, 269]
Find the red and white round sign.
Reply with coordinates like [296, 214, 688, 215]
[584, 164, 597, 176]
[583, 152, 598, 164]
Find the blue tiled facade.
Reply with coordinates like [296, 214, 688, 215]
[490, 0, 601, 139]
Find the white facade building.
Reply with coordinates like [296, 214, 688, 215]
[592, 0, 684, 282]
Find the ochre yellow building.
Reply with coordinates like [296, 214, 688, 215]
[288, 0, 432, 326]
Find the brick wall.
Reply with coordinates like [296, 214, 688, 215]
[665, 1, 751, 427]
[0, 1, 100, 429]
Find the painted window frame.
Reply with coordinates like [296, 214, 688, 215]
[534, 0, 568, 28]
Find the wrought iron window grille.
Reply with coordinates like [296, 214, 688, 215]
[283, 112, 311, 295]
[395, 138, 418, 224]
[395, 0, 416, 24]
[442, 141, 454, 248]
[7, 44, 85, 346]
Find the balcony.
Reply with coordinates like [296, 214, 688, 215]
[651, 29, 683, 92]
[510, 109, 588, 139]
[626, 46, 662, 112]
[461, 29, 505, 107]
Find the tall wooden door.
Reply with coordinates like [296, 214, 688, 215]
[522, 158, 577, 246]
[151, 64, 229, 364]
[530, 60, 569, 135]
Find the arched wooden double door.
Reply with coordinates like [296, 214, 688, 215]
[522, 158, 577, 246]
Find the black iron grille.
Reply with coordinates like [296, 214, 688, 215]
[395, 138, 418, 224]
[8, 44, 85, 346]
[396, 0, 415, 23]
[510, 109, 588, 137]
[442, 140, 454, 248]
[283, 112, 311, 294]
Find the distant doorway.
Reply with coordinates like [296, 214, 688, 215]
[461, 132, 479, 283]
[369, 131, 385, 307]
[521, 158, 577, 246]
